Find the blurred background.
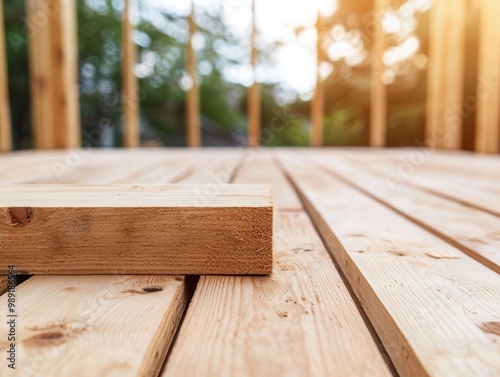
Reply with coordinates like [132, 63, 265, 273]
[2, 0, 491, 149]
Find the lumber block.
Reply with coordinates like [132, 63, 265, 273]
[0, 184, 273, 275]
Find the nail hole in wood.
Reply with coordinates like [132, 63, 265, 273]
[143, 287, 163, 293]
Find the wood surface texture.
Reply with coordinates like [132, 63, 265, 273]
[1, 148, 499, 377]
[0, 184, 273, 275]
[0, 275, 188, 377]
[163, 152, 391, 377]
[310, 152, 500, 273]
[278, 151, 500, 377]
[0, 149, 246, 375]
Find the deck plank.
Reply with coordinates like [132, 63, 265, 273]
[0, 275, 187, 376]
[309, 152, 500, 273]
[163, 152, 391, 377]
[279, 151, 500, 377]
[339, 150, 500, 216]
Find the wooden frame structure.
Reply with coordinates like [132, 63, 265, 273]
[0, 0, 498, 151]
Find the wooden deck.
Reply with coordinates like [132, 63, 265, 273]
[0, 148, 499, 376]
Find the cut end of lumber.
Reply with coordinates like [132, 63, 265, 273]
[0, 184, 274, 275]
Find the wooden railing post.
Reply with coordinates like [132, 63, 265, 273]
[475, 0, 500, 153]
[310, 12, 324, 147]
[27, 0, 80, 149]
[426, 0, 466, 149]
[0, 0, 12, 152]
[186, 2, 201, 147]
[122, 0, 139, 148]
[369, 0, 388, 147]
[247, 0, 260, 147]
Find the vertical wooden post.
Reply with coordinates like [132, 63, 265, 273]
[475, 0, 500, 153]
[0, 0, 12, 152]
[27, 0, 80, 149]
[370, 0, 387, 147]
[122, 0, 139, 148]
[186, 2, 201, 147]
[248, 0, 260, 147]
[426, 0, 466, 149]
[310, 12, 324, 147]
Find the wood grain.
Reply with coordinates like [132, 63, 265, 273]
[0, 0, 11, 152]
[311, 152, 500, 273]
[0, 184, 273, 275]
[0, 275, 188, 376]
[279, 151, 500, 377]
[0, 150, 246, 376]
[163, 153, 391, 377]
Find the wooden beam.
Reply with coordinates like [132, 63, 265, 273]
[0, 0, 11, 152]
[248, 0, 260, 147]
[426, 0, 466, 149]
[310, 12, 324, 147]
[122, 0, 139, 147]
[27, 0, 80, 149]
[475, 0, 500, 153]
[186, 3, 201, 147]
[370, 0, 388, 147]
[0, 184, 273, 274]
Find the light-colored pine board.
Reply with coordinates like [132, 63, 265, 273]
[0, 184, 273, 275]
[26, 0, 80, 149]
[230, 153, 302, 211]
[0, 0, 11, 152]
[163, 153, 391, 377]
[186, 4, 201, 147]
[337, 149, 500, 216]
[310, 12, 324, 147]
[370, 0, 388, 147]
[475, 0, 500, 153]
[0, 150, 182, 184]
[247, 0, 260, 147]
[122, 0, 140, 148]
[0, 275, 188, 376]
[279, 151, 500, 377]
[426, 0, 465, 149]
[310, 152, 500, 273]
